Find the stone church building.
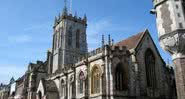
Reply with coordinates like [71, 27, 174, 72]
[34, 5, 176, 99]
[1, 2, 177, 99]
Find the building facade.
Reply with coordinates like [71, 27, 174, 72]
[0, 84, 9, 99]
[36, 5, 176, 99]
[151, 0, 185, 99]
[0, 78, 15, 99]
[13, 61, 47, 99]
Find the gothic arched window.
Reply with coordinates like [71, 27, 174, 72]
[115, 63, 128, 91]
[78, 71, 84, 94]
[91, 66, 100, 94]
[68, 27, 72, 46]
[61, 79, 66, 97]
[76, 29, 80, 48]
[145, 49, 156, 88]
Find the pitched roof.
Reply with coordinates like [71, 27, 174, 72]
[115, 31, 145, 49]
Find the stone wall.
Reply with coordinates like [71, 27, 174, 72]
[174, 57, 185, 99]
[135, 32, 166, 98]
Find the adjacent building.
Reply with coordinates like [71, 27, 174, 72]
[13, 61, 47, 99]
[0, 78, 15, 99]
[151, 0, 185, 99]
[0, 84, 9, 99]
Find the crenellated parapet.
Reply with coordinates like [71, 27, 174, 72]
[28, 60, 45, 73]
[110, 46, 130, 58]
[88, 48, 103, 57]
[54, 12, 87, 28]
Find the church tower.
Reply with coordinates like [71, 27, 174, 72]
[151, 0, 185, 99]
[51, 3, 87, 73]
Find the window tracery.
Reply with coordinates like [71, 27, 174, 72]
[91, 66, 101, 94]
[115, 63, 128, 91]
[145, 49, 156, 88]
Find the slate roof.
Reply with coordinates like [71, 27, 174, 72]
[115, 31, 145, 49]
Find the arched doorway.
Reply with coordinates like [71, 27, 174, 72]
[38, 91, 42, 99]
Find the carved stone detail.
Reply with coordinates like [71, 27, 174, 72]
[159, 29, 185, 59]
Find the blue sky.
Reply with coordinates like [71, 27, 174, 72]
[0, 0, 172, 84]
